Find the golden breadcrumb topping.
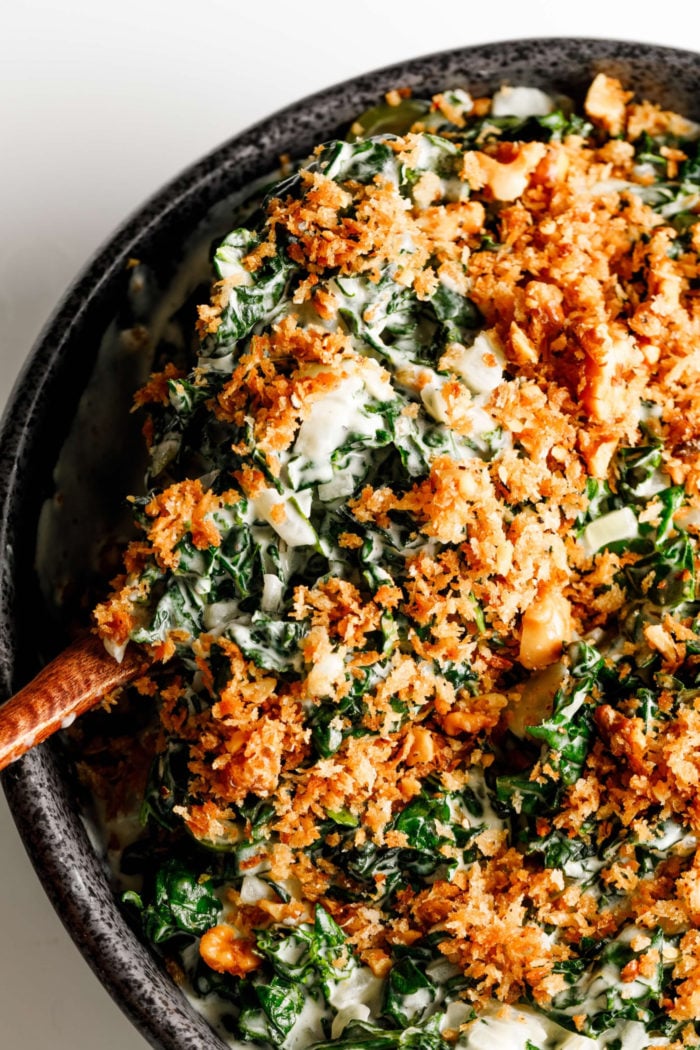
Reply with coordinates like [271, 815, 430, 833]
[88, 74, 700, 1045]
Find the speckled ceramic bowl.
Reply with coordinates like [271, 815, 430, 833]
[2, 37, 700, 1050]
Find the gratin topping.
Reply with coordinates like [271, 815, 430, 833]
[91, 74, 700, 1048]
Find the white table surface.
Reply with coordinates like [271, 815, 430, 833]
[1, 1, 699, 1046]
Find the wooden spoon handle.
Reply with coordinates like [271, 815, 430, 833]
[0, 635, 149, 773]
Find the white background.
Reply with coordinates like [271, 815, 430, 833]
[0, 2, 698, 1046]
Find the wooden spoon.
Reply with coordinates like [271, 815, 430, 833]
[0, 635, 149, 773]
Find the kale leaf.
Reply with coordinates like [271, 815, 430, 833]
[128, 859, 222, 946]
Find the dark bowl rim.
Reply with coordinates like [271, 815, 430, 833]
[2, 34, 700, 1050]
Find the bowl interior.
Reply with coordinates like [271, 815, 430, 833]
[2, 36, 700, 1050]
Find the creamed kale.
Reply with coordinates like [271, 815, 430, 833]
[89, 77, 700, 1050]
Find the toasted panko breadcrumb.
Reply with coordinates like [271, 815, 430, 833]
[91, 74, 700, 1043]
